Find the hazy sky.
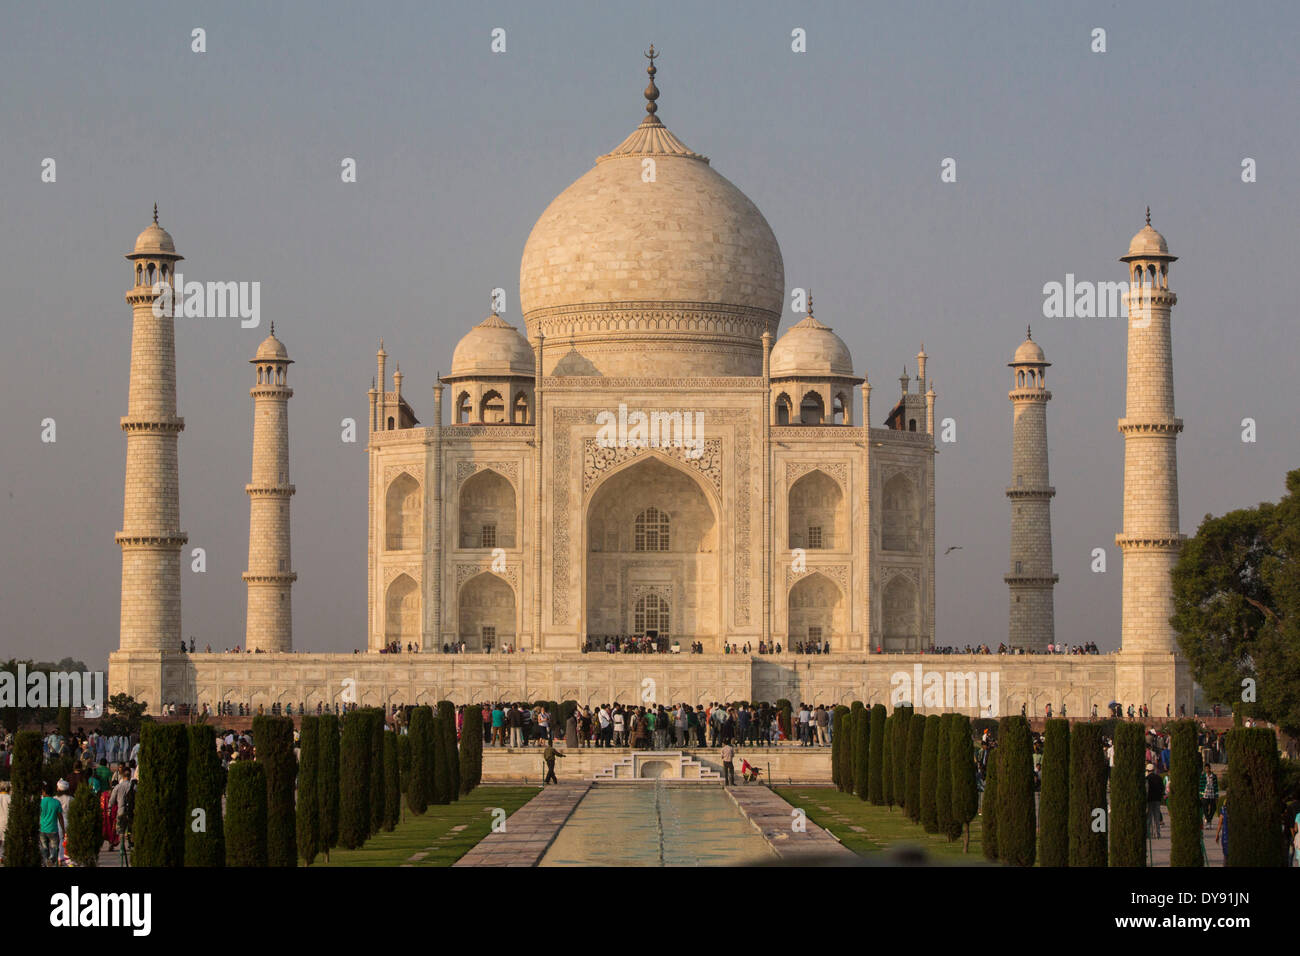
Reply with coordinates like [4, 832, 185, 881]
[2, 1, 1297, 666]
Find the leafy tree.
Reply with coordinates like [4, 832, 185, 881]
[1038, 718, 1070, 867]
[981, 743, 1000, 861]
[1110, 722, 1147, 866]
[185, 725, 226, 867]
[1068, 722, 1108, 867]
[868, 704, 886, 804]
[253, 715, 297, 866]
[317, 712, 340, 859]
[3, 732, 43, 866]
[905, 711, 925, 822]
[100, 693, 149, 738]
[949, 713, 978, 851]
[919, 714, 941, 832]
[407, 706, 433, 813]
[224, 761, 268, 867]
[338, 710, 371, 849]
[133, 723, 188, 866]
[1172, 470, 1300, 738]
[66, 783, 101, 866]
[296, 716, 321, 865]
[460, 704, 483, 794]
[382, 731, 401, 832]
[1167, 719, 1204, 867]
[995, 716, 1036, 866]
[1225, 727, 1284, 866]
[437, 701, 460, 800]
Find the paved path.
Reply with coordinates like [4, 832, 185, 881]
[726, 785, 859, 863]
[453, 784, 589, 866]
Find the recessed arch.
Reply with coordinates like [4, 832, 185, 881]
[479, 389, 506, 424]
[788, 469, 845, 550]
[799, 390, 825, 425]
[385, 573, 420, 647]
[455, 391, 472, 424]
[457, 571, 516, 651]
[882, 473, 919, 552]
[882, 574, 920, 652]
[774, 392, 792, 426]
[458, 468, 516, 549]
[787, 571, 844, 648]
[385, 472, 422, 551]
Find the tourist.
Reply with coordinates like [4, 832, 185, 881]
[815, 705, 829, 745]
[542, 741, 565, 785]
[0, 781, 10, 864]
[720, 742, 735, 785]
[39, 782, 64, 867]
[1145, 762, 1165, 839]
[1199, 767, 1219, 826]
[1215, 796, 1229, 863]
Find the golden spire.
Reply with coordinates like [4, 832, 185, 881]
[643, 44, 660, 121]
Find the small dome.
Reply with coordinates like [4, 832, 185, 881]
[770, 314, 854, 378]
[449, 314, 534, 378]
[254, 329, 289, 361]
[1124, 223, 1169, 258]
[132, 222, 177, 256]
[1012, 337, 1046, 365]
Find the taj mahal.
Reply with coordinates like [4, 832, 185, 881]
[108, 52, 1194, 717]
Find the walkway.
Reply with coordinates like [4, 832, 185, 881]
[453, 783, 590, 866]
[726, 785, 858, 863]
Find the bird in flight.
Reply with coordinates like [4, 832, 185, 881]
[943, 546, 963, 555]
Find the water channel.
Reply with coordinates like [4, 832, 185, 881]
[539, 784, 777, 866]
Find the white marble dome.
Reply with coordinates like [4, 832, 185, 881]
[518, 106, 784, 377]
[254, 328, 290, 361]
[450, 313, 534, 378]
[1122, 218, 1173, 260]
[132, 222, 177, 256]
[770, 314, 854, 378]
[1012, 334, 1046, 365]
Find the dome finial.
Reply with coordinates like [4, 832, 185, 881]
[807, 289, 814, 317]
[270, 321, 275, 336]
[1026, 324, 1032, 340]
[153, 202, 158, 225]
[643, 44, 660, 119]
[1145, 206, 1151, 226]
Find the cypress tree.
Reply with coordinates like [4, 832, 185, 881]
[905, 711, 925, 822]
[950, 713, 978, 852]
[1038, 718, 1070, 867]
[831, 706, 849, 791]
[995, 715, 1036, 866]
[852, 703, 870, 800]
[981, 743, 1000, 861]
[3, 731, 43, 867]
[397, 731, 412, 796]
[368, 709, 386, 834]
[437, 701, 460, 800]
[57, 706, 72, 738]
[185, 724, 226, 867]
[407, 706, 433, 813]
[133, 722, 189, 867]
[935, 714, 957, 839]
[868, 704, 886, 804]
[460, 704, 483, 794]
[432, 715, 454, 805]
[848, 702, 864, 795]
[1225, 727, 1283, 866]
[224, 760, 268, 867]
[1110, 721, 1147, 867]
[919, 714, 941, 832]
[892, 707, 911, 809]
[881, 713, 894, 807]
[66, 782, 101, 867]
[338, 710, 371, 849]
[1068, 721, 1108, 867]
[253, 714, 297, 866]
[1167, 719, 1204, 867]
[382, 730, 401, 831]
[296, 716, 321, 865]
[317, 712, 340, 859]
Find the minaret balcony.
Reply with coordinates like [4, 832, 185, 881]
[1005, 486, 1055, 499]
[1117, 418, 1182, 436]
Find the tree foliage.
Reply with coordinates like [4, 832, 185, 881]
[919, 714, 941, 832]
[254, 714, 297, 866]
[904, 711, 925, 822]
[1038, 718, 1070, 867]
[317, 713, 340, 856]
[224, 760, 267, 867]
[133, 723, 188, 867]
[66, 783, 101, 867]
[949, 713, 978, 851]
[1167, 719, 1204, 867]
[407, 706, 433, 814]
[1068, 722, 1108, 867]
[1109, 721, 1147, 867]
[1225, 727, 1284, 866]
[995, 716, 1036, 866]
[338, 710, 371, 849]
[459, 704, 483, 794]
[296, 716, 321, 865]
[185, 724, 226, 867]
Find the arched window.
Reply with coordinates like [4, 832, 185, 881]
[634, 506, 670, 552]
[799, 391, 824, 425]
[456, 392, 472, 424]
[480, 390, 505, 424]
[387, 416, 396, 430]
[1017, 370, 1025, 388]
[775, 393, 792, 426]
[512, 392, 529, 424]
[832, 394, 846, 425]
[908, 418, 917, 432]
[634, 593, 670, 637]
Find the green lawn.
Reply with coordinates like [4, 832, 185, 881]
[318, 786, 538, 867]
[774, 786, 984, 861]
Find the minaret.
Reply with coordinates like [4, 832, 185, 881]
[1116, 211, 1183, 654]
[117, 207, 187, 653]
[243, 324, 296, 652]
[1005, 327, 1058, 650]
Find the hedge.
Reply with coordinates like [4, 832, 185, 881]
[1038, 718, 1070, 867]
[919, 714, 941, 832]
[368, 709, 387, 835]
[1167, 719, 1204, 867]
[1068, 721, 1108, 867]
[253, 714, 298, 866]
[1109, 721, 1147, 867]
[296, 715, 321, 865]
[185, 724, 226, 867]
[224, 760, 268, 867]
[1225, 727, 1283, 866]
[133, 722, 189, 867]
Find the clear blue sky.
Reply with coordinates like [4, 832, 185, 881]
[1, 0, 1296, 664]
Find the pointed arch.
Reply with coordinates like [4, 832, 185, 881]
[789, 468, 846, 550]
[882, 473, 919, 552]
[457, 571, 516, 651]
[458, 468, 516, 548]
[881, 574, 920, 652]
[787, 571, 844, 647]
[799, 390, 825, 425]
[385, 472, 422, 551]
[384, 573, 420, 646]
